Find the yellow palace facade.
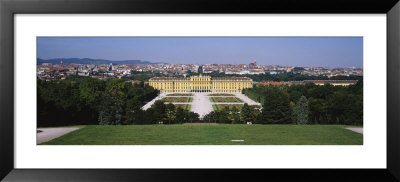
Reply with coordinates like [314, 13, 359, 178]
[149, 75, 253, 93]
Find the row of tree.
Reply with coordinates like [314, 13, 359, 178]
[202, 104, 259, 124]
[37, 76, 159, 126]
[242, 81, 363, 125]
[127, 100, 200, 125]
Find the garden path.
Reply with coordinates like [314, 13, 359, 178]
[37, 127, 80, 144]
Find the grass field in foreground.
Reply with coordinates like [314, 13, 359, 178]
[41, 125, 362, 145]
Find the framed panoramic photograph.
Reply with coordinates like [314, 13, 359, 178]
[1, 0, 400, 181]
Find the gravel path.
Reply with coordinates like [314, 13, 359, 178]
[347, 128, 363, 134]
[37, 128, 80, 144]
[191, 93, 213, 118]
[161, 96, 193, 97]
[142, 92, 167, 110]
[234, 93, 262, 105]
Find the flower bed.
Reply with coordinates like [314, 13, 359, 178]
[175, 104, 191, 111]
[162, 97, 193, 102]
[209, 97, 243, 103]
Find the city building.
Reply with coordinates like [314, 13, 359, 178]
[149, 75, 253, 93]
[255, 80, 359, 86]
[303, 80, 358, 86]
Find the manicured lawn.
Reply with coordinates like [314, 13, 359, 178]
[208, 93, 235, 96]
[175, 104, 191, 111]
[162, 97, 193, 102]
[210, 97, 243, 103]
[41, 125, 363, 145]
[166, 93, 193, 96]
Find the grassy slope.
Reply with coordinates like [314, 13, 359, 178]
[41, 125, 362, 145]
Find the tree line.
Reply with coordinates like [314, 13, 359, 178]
[242, 81, 363, 125]
[37, 76, 159, 126]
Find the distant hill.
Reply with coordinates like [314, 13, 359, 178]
[37, 58, 165, 65]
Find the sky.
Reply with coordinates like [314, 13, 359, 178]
[37, 37, 363, 68]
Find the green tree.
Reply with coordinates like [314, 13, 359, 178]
[290, 101, 298, 124]
[106, 79, 126, 97]
[175, 107, 186, 124]
[187, 112, 200, 123]
[124, 97, 143, 124]
[218, 110, 231, 123]
[79, 78, 105, 107]
[231, 107, 241, 124]
[98, 95, 123, 125]
[297, 96, 309, 124]
[151, 100, 167, 124]
[202, 111, 217, 123]
[241, 103, 255, 123]
[166, 103, 176, 124]
[258, 88, 291, 124]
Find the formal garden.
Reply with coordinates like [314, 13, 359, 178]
[174, 104, 191, 111]
[209, 97, 243, 103]
[162, 97, 193, 102]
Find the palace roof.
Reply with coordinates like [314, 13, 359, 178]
[212, 77, 252, 81]
[149, 77, 190, 81]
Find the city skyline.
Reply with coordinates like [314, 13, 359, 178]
[37, 37, 363, 68]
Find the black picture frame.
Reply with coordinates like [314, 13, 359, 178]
[1, 0, 399, 181]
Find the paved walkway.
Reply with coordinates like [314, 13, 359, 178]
[37, 128, 80, 144]
[142, 92, 167, 110]
[191, 93, 214, 118]
[347, 128, 363, 134]
[142, 92, 262, 118]
[161, 96, 193, 97]
[234, 93, 262, 106]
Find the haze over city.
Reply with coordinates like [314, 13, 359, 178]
[37, 37, 363, 68]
